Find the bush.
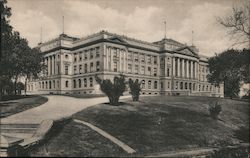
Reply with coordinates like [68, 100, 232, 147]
[95, 74, 126, 106]
[209, 101, 222, 119]
[128, 79, 141, 101]
[211, 146, 249, 158]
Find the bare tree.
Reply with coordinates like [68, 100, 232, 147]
[217, 2, 250, 47]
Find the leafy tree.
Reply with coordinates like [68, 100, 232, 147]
[207, 49, 250, 98]
[217, 2, 250, 47]
[128, 79, 142, 101]
[95, 74, 126, 106]
[0, 0, 45, 98]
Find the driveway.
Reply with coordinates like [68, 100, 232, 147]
[1, 95, 130, 124]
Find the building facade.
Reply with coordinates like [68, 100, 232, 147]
[27, 31, 224, 97]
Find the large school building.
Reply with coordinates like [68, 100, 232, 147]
[27, 31, 224, 97]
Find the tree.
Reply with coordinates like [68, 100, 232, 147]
[95, 74, 126, 106]
[207, 49, 250, 98]
[128, 79, 142, 101]
[217, 2, 250, 47]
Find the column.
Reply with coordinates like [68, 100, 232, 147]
[45, 58, 48, 76]
[110, 47, 113, 71]
[55, 55, 57, 75]
[105, 46, 109, 71]
[51, 55, 54, 76]
[119, 49, 122, 72]
[177, 58, 180, 77]
[182, 58, 185, 77]
[186, 59, 189, 78]
[123, 50, 127, 73]
[172, 57, 175, 77]
[191, 61, 193, 79]
[54, 55, 56, 75]
[48, 56, 51, 76]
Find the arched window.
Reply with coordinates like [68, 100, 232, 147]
[185, 82, 188, 89]
[65, 80, 69, 88]
[193, 83, 196, 91]
[90, 77, 93, 87]
[189, 83, 192, 90]
[180, 82, 183, 90]
[79, 79, 81, 88]
[42, 82, 44, 89]
[39, 82, 41, 89]
[154, 81, 157, 89]
[84, 78, 87, 87]
[49, 81, 52, 89]
[53, 80, 55, 89]
[167, 68, 170, 77]
[45, 81, 48, 89]
[73, 80, 76, 88]
[141, 80, 145, 89]
[148, 80, 151, 89]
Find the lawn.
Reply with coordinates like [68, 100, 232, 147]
[0, 95, 48, 118]
[30, 96, 249, 157]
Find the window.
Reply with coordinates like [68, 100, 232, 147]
[79, 53, 82, 61]
[154, 81, 157, 89]
[193, 84, 196, 91]
[96, 61, 100, 71]
[53, 80, 55, 88]
[65, 65, 69, 75]
[128, 52, 132, 60]
[90, 62, 94, 72]
[114, 62, 118, 72]
[65, 80, 69, 88]
[167, 82, 170, 89]
[128, 64, 132, 73]
[84, 78, 87, 87]
[153, 56, 157, 64]
[46, 81, 48, 89]
[148, 80, 151, 89]
[79, 79, 81, 88]
[141, 80, 145, 89]
[180, 82, 183, 90]
[73, 80, 76, 88]
[140, 54, 145, 63]
[96, 47, 100, 58]
[135, 65, 139, 74]
[134, 53, 138, 62]
[65, 54, 68, 59]
[42, 82, 44, 89]
[161, 82, 163, 89]
[79, 65, 82, 74]
[90, 49, 94, 59]
[141, 66, 145, 74]
[153, 68, 157, 76]
[148, 67, 151, 75]
[90, 77, 93, 87]
[185, 82, 188, 89]
[84, 64, 88, 73]
[113, 49, 118, 58]
[147, 55, 151, 64]
[74, 65, 77, 74]
[175, 81, 178, 89]
[167, 68, 170, 77]
[74, 53, 77, 62]
[84, 51, 88, 60]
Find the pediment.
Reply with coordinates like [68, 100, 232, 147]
[108, 37, 127, 44]
[175, 47, 198, 57]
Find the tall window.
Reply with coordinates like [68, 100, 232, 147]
[154, 81, 157, 89]
[79, 79, 81, 88]
[141, 66, 145, 74]
[73, 80, 76, 88]
[134, 53, 138, 62]
[135, 65, 139, 74]
[96, 47, 100, 58]
[167, 82, 170, 89]
[153, 68, 157, 76]
[96, 61, 100, 71]
[90, 49, 94, 59]
[84, 51, 88, 60]
[84, 64, 88, 73]
[65, 80, 69, 88]
[128, 52, 132, 60]
[89, 77, 93, 87]
[153, 56, 157, 64]
[84, 78, 87, 87]
[148, 80, 151, 89]
[79, 65, 82, 74]
[147, 55, 151, 64]
[148, 67, 151, 75]
[128, 64, 132, 73]
[74, 53, 77, 62]
[74, 65, 77, 74]
[114, 62, 118, 72]
[65, 65, 69, 75]
[90, 62, 94, 72]
[167, 68, 170, 77]
[140, 54, 145, 63]
[141, 80, 145, 89]
[79, 53, 82, 61]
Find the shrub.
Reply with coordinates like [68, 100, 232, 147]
[128, 79, 141, 101]
[95, 74, 126, 106]
[209, 100, 222, 119]
[211, 146, 249, 158]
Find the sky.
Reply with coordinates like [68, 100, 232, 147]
[7, 0, 246, 56]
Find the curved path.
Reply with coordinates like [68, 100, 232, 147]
[1, 95, 130, 124]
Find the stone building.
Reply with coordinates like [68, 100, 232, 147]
[27, 31, 224, 97]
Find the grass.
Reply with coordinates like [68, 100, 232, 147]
[59, 93, 106, 98]
[0, 95, 48, 118]
[30, 96, 249, 157]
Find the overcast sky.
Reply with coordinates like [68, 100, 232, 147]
[8, 0, 246, 56]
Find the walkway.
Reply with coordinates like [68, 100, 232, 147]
[1, 95, 130, 124]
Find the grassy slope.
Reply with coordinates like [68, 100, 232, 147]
[30, 96, 249, 157]
[0, 95, 48, 118]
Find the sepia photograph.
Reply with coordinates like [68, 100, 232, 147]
[0, 0, 249, 157]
